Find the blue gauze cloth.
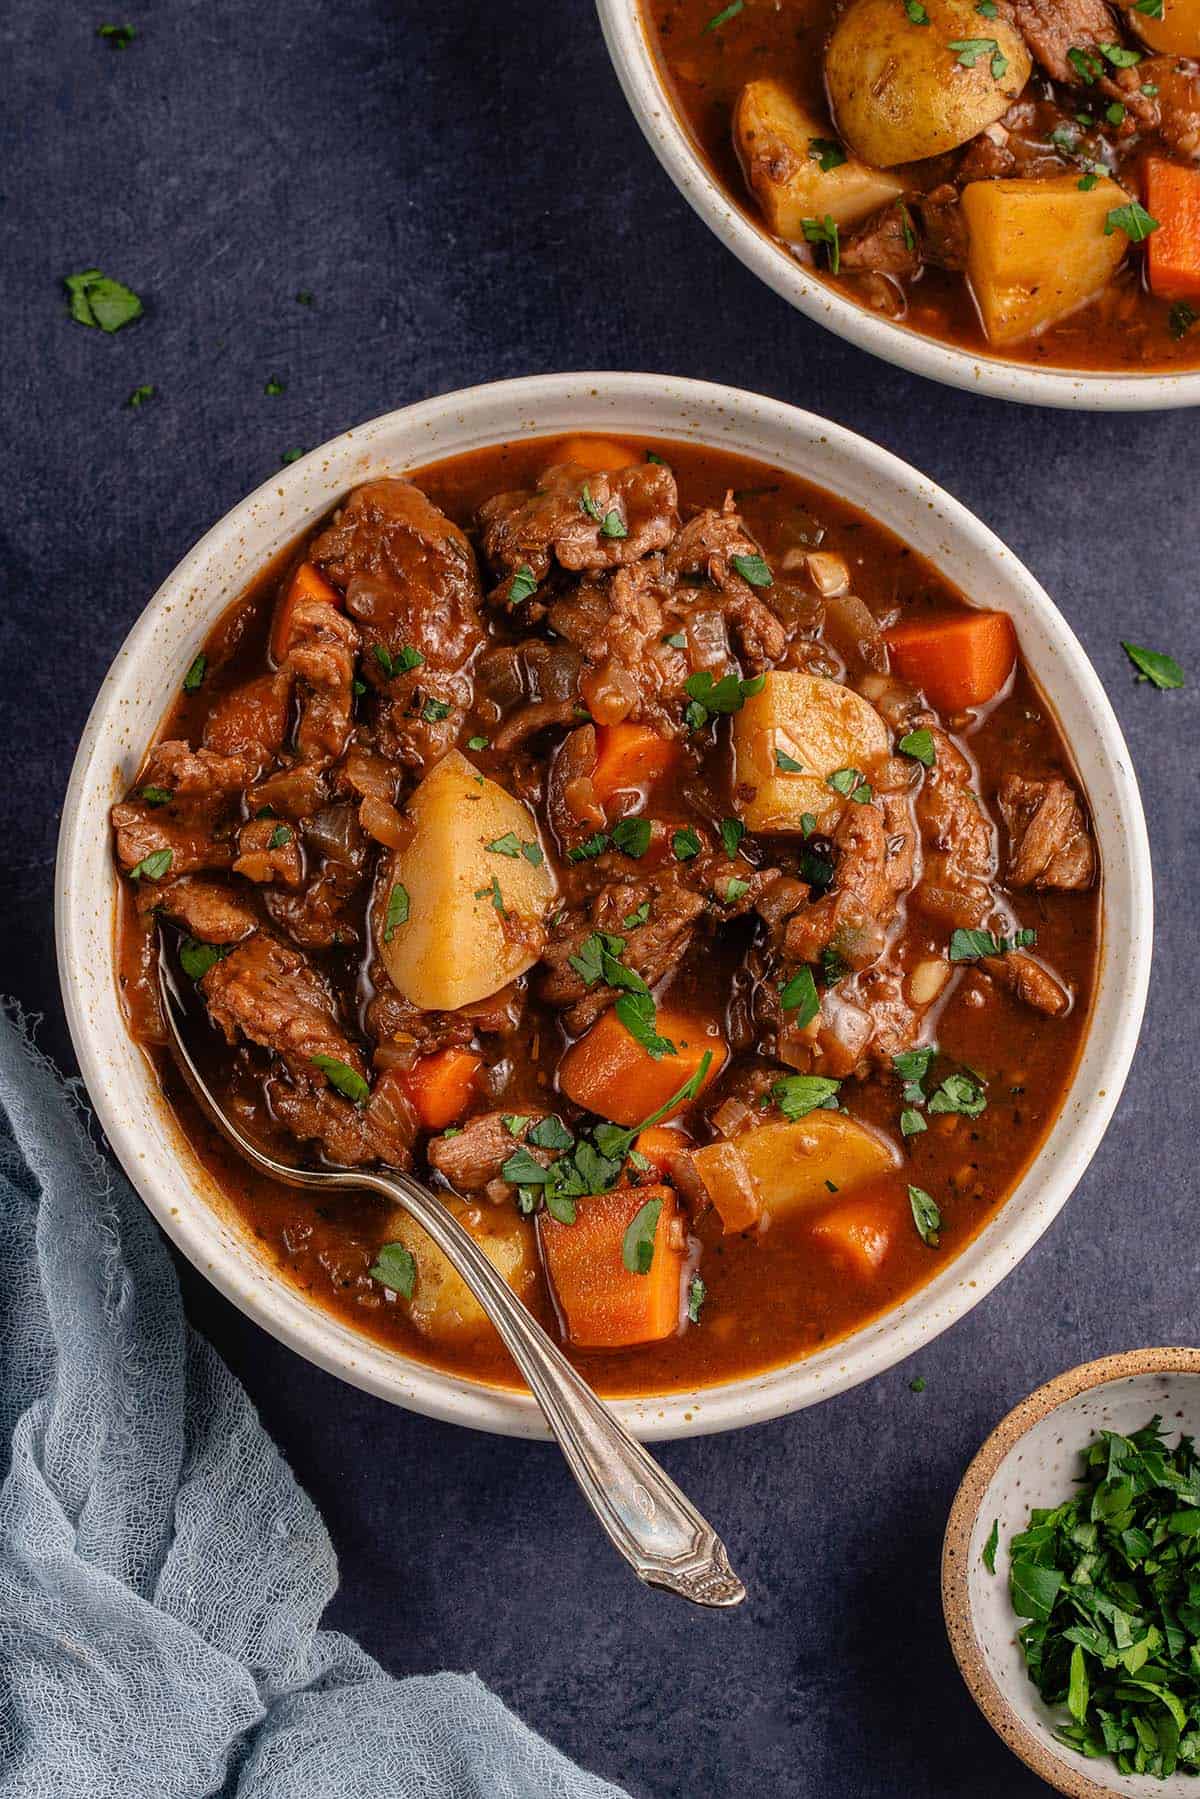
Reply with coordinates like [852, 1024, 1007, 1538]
[0, 1007, 629, 1799]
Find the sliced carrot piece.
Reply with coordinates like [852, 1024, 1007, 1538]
[809, 1192, 895, 1277]
[539, 1184, 684, 1348]
[884, 609, 1016, 713]
[555, 435, 642, 473]
[271, 561, 341, 665]
[400, 1048, 483, 1131]
[1145, 157, 1200, 302]
[558, 1009, 726, 1128]
[633, 1125, 689, 1179]
[591, 723, 681, 809]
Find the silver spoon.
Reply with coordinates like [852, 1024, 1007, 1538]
[157, 937, 746, 1608]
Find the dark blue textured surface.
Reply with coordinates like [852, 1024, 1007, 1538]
[2, 2, 1196, 1793]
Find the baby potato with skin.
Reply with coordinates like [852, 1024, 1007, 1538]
[825, 0, 1032, 168]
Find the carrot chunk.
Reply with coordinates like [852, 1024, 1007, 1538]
[555, 435, 642, 473]
[884, 609, 1016, 712]
[591, 723, 681, 808]
[400, 1048, 483, 1131]
[633, 1125, 689, 1179]
[539, 1184, 684, 1348]
[558, 1009, 726, 1127]
[270, 561, 341, 665]
[809, 1192, 895, 1277]
[1145, 158, 1200, 302]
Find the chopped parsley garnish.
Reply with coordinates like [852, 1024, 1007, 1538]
[530, 1115, 574, 1152]
[720, 876, 751, 905]
[128, 848, 172, 881]
[808, 137, 847, 172]
[1068, 45, 1104, 84]
[370, 1242, 416, 1298]
[772, 1073, 841, 1120]
[622, 1197, 664, 1274]
[720, 816, 745, 859]
[687, 1275, 707, 1324]
[384, 884, 410, 940]
[183, 653, 207, 692]
[508, 565, 538, 605]
[65, 268, 143, 332]
[928, 1070, 987, 1118]
[827, 766, 873, 804]
[779, 966, 819, 1027]
[140, 785, 172, 807]
[775, 749, 804, 772]
[296, 289, 315, 306]
[801, 214, 841, 274]
[909, 1376, 927, 1393]
[281, 448, 304, 465]
[900, 1107, 927, 1138]
[97, 21, 136, 46]
[615, 990, 677, 1060]
[623, 902, 651, 929]
[898, 728, 935, 767]
[948, 37, 1008, 79]
[1078, 171, 1100, 191]
[421, 697, 451, 723]
[1099, 41, 1142, 67]
[126, 384, 155, 409]
[473, 875, 505, 914]
[999, 1416, 1200, 1779]
[950, 926, 1036, 961]
[683, 669, 765, 731]
[501, 1114, 529, 1137]
[268, 824, 292, 849]
[375, 643, 423, 677]
[600, 508, 627, 539]
[1135, 0, 1164, 14]
[1170, 303, 1199, 341]
[178, 937, 230, 981]
[264, 375, 285, 396]
[1105, 201, 1160, 243]
[567, 831, 609, 863]
[908, 1184, 941, 1247]
[982, 1518, 999, 1574]
[486, 832, 529, 859]
[731, 552, 773, 588]
[703, 0, 743, 29]
[821, 945, 848, 985]
[466, 734, 490, 750]
[904, 0, 929, 21]
[672, 826, 701, 862]
[611, 816, 651, 858]
[663, 630, 687, 649]
[311, 1055, 370, 1105]
[1122, 642, 1184, 690]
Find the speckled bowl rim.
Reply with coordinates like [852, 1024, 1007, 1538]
[943, 1349, 1200, 1796]
[55, 371, 1152, 1440]
[594, 0, 1200, 412]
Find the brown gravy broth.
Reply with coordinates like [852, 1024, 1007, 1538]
[116, 435, 1100, 1395]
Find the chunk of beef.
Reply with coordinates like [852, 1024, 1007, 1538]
[366, 973, 524, 1065]
[491, 698, 582, 753]
[478, 461, 679, 589]
[998, 773, 1095, 890]
[840, 205, 920, 278]
[201, 673, 293, 782]
[981, 950, 1071, 1017]
[1145, 57, 1200, 159]
[233, 817, 305, 888]
[782, 794, 914, 971]
[284, 596, 360, 767]
[112, 804, 234, 880]
[201, 933, 364, 1087]
[1011, 0, 1116, 83]
[665, 498, 788, 670]
[268, 1067, 417, 1168]
[547, 724, 604, 852]
[153, 878, 259, 942]
[956, 129, 1017, 185]
[263, 803, 369, 950]
[139, 739, 256, 805]
[312, 479, 484, 768]
[546, 556, 690, 730]
[917, 188, 969, 271]
[912, 727, 995, 928]
[427, 1110, 552, 1195]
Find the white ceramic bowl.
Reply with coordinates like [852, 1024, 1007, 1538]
[56, 372, 1152, 1440]
[943, 1351, 1200, 1797]
[595, 0, 1200, 412]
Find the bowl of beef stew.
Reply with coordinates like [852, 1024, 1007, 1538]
[57, 374, 1151, 1437]
[597, 0, 1200, 407]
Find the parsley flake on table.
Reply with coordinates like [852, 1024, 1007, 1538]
[126, 384, 155, 409]
[1122, 642, 1184, 690]
[97, 21, 136, 46]
[64, 268, 143, 332]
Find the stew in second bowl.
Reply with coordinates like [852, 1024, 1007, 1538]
[639, 0, 1200, 372]
[112, 434, 1100, 1396]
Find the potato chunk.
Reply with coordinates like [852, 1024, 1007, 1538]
[826, 0, 1030, 167]
[731, 671, 889, 833]
[733, 79, 904, 240]
[383, 1202, 537, 1344]
[1120, 0, 1200, 55]
[690, 1113, 900, 1234]
[962, 175, 1129, 346]
[379, 749, 555, 1010]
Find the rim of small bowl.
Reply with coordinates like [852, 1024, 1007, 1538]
[942, 1349, 1200, 1797]
[594, 0, 1200, 412]
[55, 371, 1152, 1440]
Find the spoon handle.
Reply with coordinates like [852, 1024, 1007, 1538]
[363, 1167, 745, 1608]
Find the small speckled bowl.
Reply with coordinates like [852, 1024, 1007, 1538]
[944, 1350, 1200, 1797]
[595, 0, 1200, 411]
[56, 373, 1152, 1439]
